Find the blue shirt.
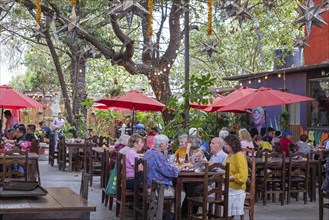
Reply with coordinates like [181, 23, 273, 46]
[210, 150, 228, 172]
[199, 139, 210, 152]
[144, 149, 178, 187]
[44, 125, 51, 139]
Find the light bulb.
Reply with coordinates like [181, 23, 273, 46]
[265, 75, 268, 80]
[258, 79, 261, 83]
[278, 73, 281, 78]
[248, 80, 251, 84]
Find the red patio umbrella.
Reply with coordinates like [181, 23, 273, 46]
[204, 87, 256, 112]
[190, 95, 224, 110]
[95, 90, 166, 132]
[0, 85, 46, 109]
[218, 87, 315, 112]
[0, 85, 46, 137]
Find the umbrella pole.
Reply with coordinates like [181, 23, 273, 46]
[132, 106, 135, 134]
[0, 106, 3, 139]
[264, 107, 267, 135]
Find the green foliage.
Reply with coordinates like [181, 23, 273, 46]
[280, 108, 290, 130]
[162, 73, 218, 139]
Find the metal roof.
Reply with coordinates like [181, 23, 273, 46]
[223, 62, 329, 81]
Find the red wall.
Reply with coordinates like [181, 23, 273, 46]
[304, 0, 329, 65]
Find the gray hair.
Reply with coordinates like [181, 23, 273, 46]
[178, 134, 188, 141]
[154, 134, 169, 149]
[219, 130, 229, 139]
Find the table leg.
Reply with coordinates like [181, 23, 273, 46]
[69, 148, 73, 172]
[175, 178, 182, 220]
[310, 164, 317, 202]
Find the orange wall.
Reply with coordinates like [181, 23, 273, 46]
[304, 0, 329, 65]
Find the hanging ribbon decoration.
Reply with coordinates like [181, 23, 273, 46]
[36, 0, 41, 25]
[207, 0, 212, 36]
[148, 0, 153, 38]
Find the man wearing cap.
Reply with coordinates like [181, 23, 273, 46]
[279, 130, 294, 155]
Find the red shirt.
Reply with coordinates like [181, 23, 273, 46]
[279, 136, 293, 155]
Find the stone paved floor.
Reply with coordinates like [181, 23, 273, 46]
[40, 160, 325, 220]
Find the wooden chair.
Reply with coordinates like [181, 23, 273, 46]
[48, 133, 58, 167]
[148, 180, 165, 220]
[241, 156, 256, 220]
[134, 157, 148, 220]
[116, 153, 135, 219]
[29, 139, 41, 184]
[2, 148, 28, 185]
[286, 152, 309, 204]
[256, 152, 285, 206]
[101, 150, 117, 209]
[319, 150, 329, 220]
[30, 139, 40, 154]
[187, 162, 230, 220]
[85, 140, 101, 186]
[80, 172, 91, 200]
[57, 135, 67, 171]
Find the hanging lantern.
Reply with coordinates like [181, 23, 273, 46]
[148, 0, 153, 38]
[36, 0, 41, 25]
[207, 0, 212, 36]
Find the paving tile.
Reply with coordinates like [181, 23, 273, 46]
[40, 160, 322, 220]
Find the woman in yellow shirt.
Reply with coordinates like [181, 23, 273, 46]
[174, 134, 188, 158]
[224, 134, 248, 218]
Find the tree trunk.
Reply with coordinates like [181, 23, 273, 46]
[44, 17, 75, 125]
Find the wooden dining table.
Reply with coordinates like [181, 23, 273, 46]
[65, 142, 85, 172]
[174, 171, 219, 220]
[0, 187, 96, 220]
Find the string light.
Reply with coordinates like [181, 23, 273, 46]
[168, 64, 171, 68]
[248, 80, 251, 84]
[265, 75, 268, 79]
[278, 73, 281, 78]
[79, 69, 82, 72]
[258, 79, 261, 83]
[239, 83, 243, 86]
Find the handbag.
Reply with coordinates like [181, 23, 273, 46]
[105, 161, 117, 196]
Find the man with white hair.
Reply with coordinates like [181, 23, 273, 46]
[144, 134, 193, 216]
[189, 137, 228, 214]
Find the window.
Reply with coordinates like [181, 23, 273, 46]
[309, 78, 329, 127]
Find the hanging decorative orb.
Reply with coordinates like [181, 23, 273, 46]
[293, 0, 329, 36]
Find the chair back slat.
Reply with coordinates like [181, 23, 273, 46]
[203, 162, 229, 218]
[147, 180, 165, 220]
[134, 157, 148, 220]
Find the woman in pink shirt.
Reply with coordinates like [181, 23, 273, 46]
[125, 133, 145, 189]
[239, 128, 255, 156]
